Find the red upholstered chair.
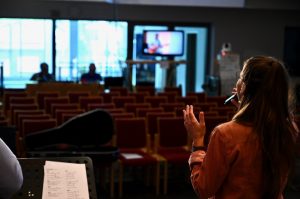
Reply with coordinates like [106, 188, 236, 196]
[10, 104, 39, 125]
[67, 91, 91, 103]
[135, 85, 156, 96]
[157, 91, 178, 103]
[206, 95, 228, 107]
[113, 118, 162, 197]
[22, 118, 57, 137]
[136, 107, 164, 118]
[144, 96, 168, 108]
[146, 112, 176, 149]
[9, 96, 36, 105]
[110, 112, 135, 120]
[87, 103, 116, 111]
[160, 102, 185, 113]
[194, 102, 218, 111]
[186, 92, 207, 103]
[124, 103, 151, 115]
[175, 96, 198, 105]
[55, 109, 85, 125]
[36, 91, 60, 109]
[12, 108, 44, 127]
[61, 113, 83, 124]
[99, 91, 120, 103]
[112, 96, 136, 108]
[14, 110, 46, 128]
[128, 91, 149, 103]
[18, 114, 52, 138]
[51, 103, 80, 117]
[154, 117, 190, 194]
[8, 97, 37, 123]
[164, 86, 182, 96]
[3, 91, 28, 116]
[105, 108, 126, 114]
[78, 96, 104, 111]
[109, 87, 128, 96]
[44, 97, 69, 114]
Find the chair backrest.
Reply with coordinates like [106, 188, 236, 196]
[51, 103, 80, 116]
[13, 109, 45, 126]
[114, 118, 148, 149]
[194, 102, 218, 111]
[112, 96, 136, 108]
[160, 102, 185, 112]
[79, 96, 104, 111]
[164, 86, 182, 96]
[7, 97, 37, 121]
[146, 112, 176, 139]
[18, 114, 51, 135]
[99, 91, 120, 103]
[9, 96, 36, 105]
[175, 96, 198, 105]
[124, 103, 151, 115]
[3, 91, 28, 115]
[10, 104, 39, 123]
[110, 112, 135, 120]
[186, 92, 206, 103]
[36, 91, 60, 109]
[144, 96, 168, 107]
[22, 118, 57, 137]
[206, 96, 228, 107]
[87, 103, 115, 111]
[128, 91, 149, 103]
[136, 107, 164, 117]
[105, 108, 125, 114]
[67, 91, 91, 103]
[109, 86, 128, 96]
[157, 91, 178, 103]
[55, 109, 85, 125]
[13, 157, 97, 199]
[135, 86, 155, 96]
[157, 117, 187, 148]
[44, 97, 69, 113]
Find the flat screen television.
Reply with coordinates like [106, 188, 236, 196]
[142, 30, 184, 57]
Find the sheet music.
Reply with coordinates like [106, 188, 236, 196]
[42, 161, 89, 199]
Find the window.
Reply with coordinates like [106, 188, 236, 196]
[0, 18, 52, 88]
[56, 20, 128, 82]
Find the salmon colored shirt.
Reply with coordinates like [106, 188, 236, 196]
[189, 121, 285, 199]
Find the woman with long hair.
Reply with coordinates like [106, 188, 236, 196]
[183, 56, 298, 198]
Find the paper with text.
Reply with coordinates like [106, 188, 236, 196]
[42, 161, 89, 199]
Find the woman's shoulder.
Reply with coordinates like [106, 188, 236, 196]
[213, 120, 254, 141]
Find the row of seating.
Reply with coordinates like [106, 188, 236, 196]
[0, 87, 235, 197]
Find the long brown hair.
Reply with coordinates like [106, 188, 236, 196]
[233, 56, 296, 198]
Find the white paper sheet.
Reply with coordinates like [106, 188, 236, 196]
[42, 161, 89, 199]
[121, 153, 143, 159]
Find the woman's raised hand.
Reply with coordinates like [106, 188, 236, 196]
[183, 105, 206, 146]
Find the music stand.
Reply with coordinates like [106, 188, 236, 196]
[12, 156, 97, 199]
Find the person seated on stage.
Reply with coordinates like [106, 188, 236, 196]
[30, 62, 55, 83]
[80, 63, 102, 84]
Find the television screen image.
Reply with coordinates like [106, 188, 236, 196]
[142, 30, 184, 56]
